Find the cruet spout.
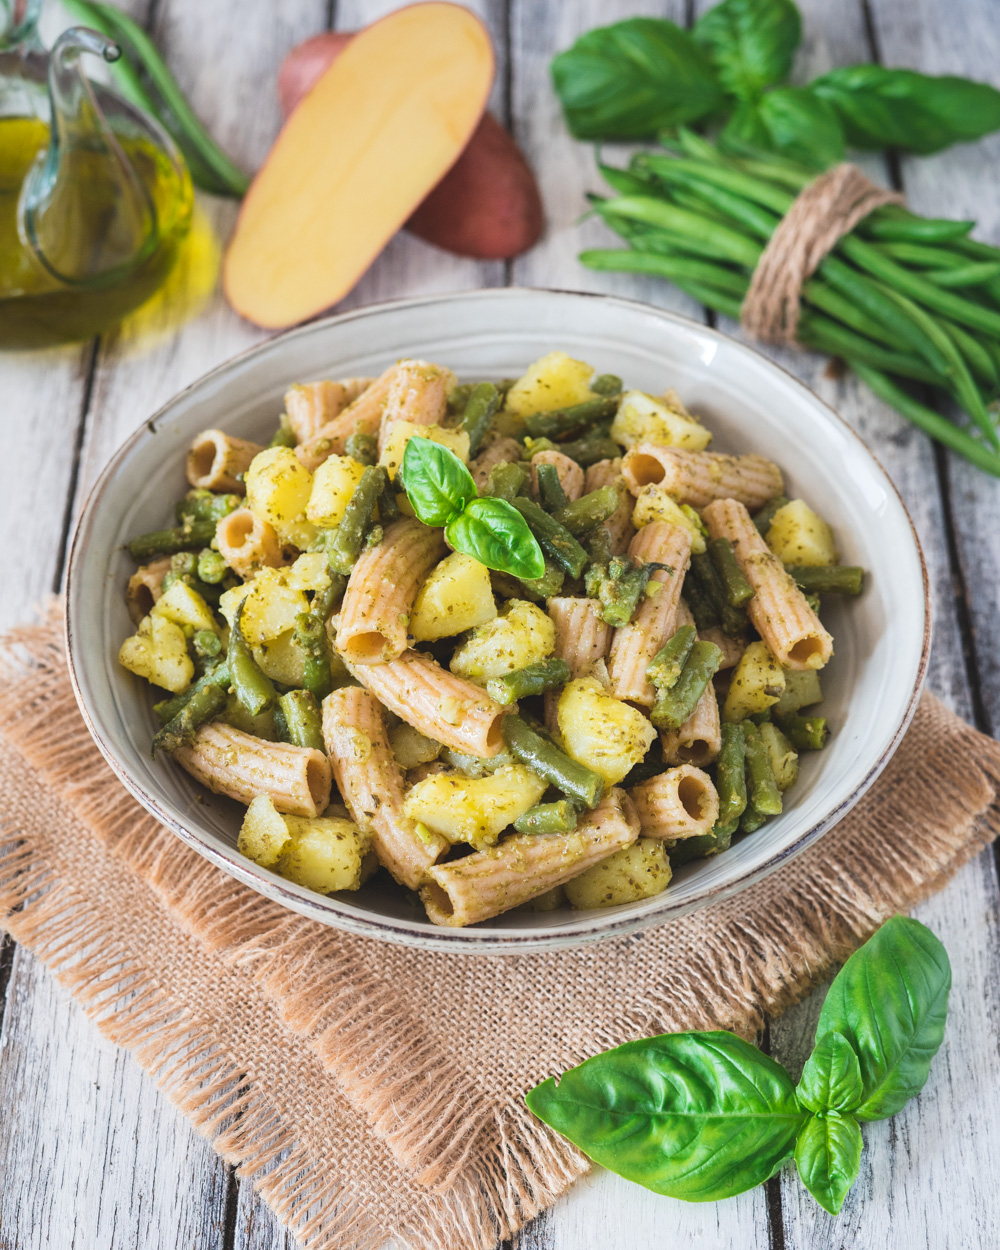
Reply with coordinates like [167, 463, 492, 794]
[19, 26, 158, 286]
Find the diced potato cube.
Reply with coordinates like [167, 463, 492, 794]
[238, 794, 293, 867]
[449, 599, 555, 683]
[151, 580, 219, 636]
[774, 669, 822, 716]
[557, 677, 657, 785]
[218, 582, 251, 629]
[402, 764, 547, 850]
[306, 455, 366, 528]
[758, 723, 799, 791]
[389, 723, 442, 770]
[239, 567, 310, 645]
[766, 499, 838, 567]
[286, 551, 332, 593]
[410, 552, 497, 641]
[379, 422, 471, 481]
[520, 884, 567, 912]
[245, 446, 316, 548]
[277, 817, 371, 893]
[722, 641, 786, 723]
[118, 613, 194, 693]
[254, 630, 308, 686]
[565, 837, 671, 909]
[504, 350, 595, 418]
[611, 390, 712, 451]
[632, 484, 707, 554]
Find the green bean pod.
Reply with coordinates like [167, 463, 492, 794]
[647, 624, 697, 690]
[482, 461, 530, 502]
[684, 579, 720, 631]
[513, 801, 579, 835]
[127, 519, 217, 562]
[460, 382, 501, 457]
[345, 432, 378, 465]
[591, 373, 623, 397]
[230, 605, 277, 717]
[523, 397, 617, 440]
[511, 497, 588, 578]
[667, 824, 733, 865]
[269, 425, 297, 449]
[486, 657, 572, 706]
[650, 640, 723, 731]
[501, 715, 604, 809]
[739, 803, 770, 834]
[690, 551, 746, 636]
[293, 611, 334, 702]
[552, 482, 622, 536]
[175, 490, 241, 525]
[774, 712, 830, 751]
[714, 721, 747, 829]
[447, 382, 476, 414]
[377, 470, 400, 525]
[152, 681, 226, 756]
[493, 559, 566, 604]
[549, 430, 621, 468]
[742, 721, 783, 816]
[277, 689, 325, 752]
[153, 661, 231, 724]
[708, 537, 754, 607]
[536, 461, 569, 511]
[325, 465, 383, 575]
[786, 565, 865, 596]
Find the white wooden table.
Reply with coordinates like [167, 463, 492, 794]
[3, 0, 1000, 1246]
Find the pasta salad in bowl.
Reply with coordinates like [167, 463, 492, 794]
[66, 289, 928, 950]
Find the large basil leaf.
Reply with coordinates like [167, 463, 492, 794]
[525, 1031, 806, 1200]
[796, 1031, 863, 1114]
[446, 497, 545, 580]
[812, 65, 1000, 155]
[398, 438, 476, 528]
[693, 0, 801, 101]
[794, 1113, 863, 1215]
[551, 18, 727, 141]
[816, 915, 951, 1121]
[721, 87, 845, 168]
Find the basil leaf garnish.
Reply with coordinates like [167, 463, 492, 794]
[816, 915, 951, 1121]
[794, 1113, 863, 1216]
[526, 1031, 806, 1200]
[693, 0, 801, 102]
[398, 437, 477, 528]
[446, 497, 546, 581]
[796, 1031, 863, 1114]
[721, 86, 845, 169]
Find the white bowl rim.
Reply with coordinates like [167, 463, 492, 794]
[65, 287, 931, 954]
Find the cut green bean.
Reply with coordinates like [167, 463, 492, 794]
[345, 432, 378, 465]
[585, 556, 669, 627]
[501, 715, 604, 809]
[513, 800, 579, 835]
[447, 382, 476, 414]
[690, 551, 746, 637]
[460, 382, 501, 457]
[487, 657, 572, 706]
[786, 565, 865, 596]
[708, 537, 754, 607]
[714, 722, 748, 830]
[511, 496, 588, 577]
[742, 721, 783, 817]
[752, 495, 790, 536]
[325, 465, 383, 575]
[647, 624, 697, 690]
[668, 824, 734, 865]
[482, 461, 530, 502]
[127, 519, 217, 562]
[774, 670, 822, 716]
[153, 661, 230, 723]
[591, 374, 623, 396]
[552, 483, 622, 536]
[740, 803, 770, 834]
[523, 397, 618, 440]
[377, 472, 399, 525]
[293, 612, 334, 701]
[492, 559, 566, 603]
[231, 604, 276, 717]
[152, 681, 226, 757]
[584, 524, 614, 569]
[684, 578, 720, 631]
[536, 462, 569, 512]
[651, 640, 723, 731]
[774, 712, 830, 751]
[277, 689, 325, 752]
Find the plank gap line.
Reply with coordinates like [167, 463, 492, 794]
[222, 1163, 240, 1250]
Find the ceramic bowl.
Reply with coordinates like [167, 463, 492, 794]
[66, 289, 929, 952]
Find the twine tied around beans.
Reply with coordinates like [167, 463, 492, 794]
[740, 163, 904, 346]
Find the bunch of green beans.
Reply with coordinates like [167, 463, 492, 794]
[581, 130, 1000, 477]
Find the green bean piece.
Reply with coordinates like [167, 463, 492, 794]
[293, 611, 334, 702]
[549, 431, 621, 468]
[482, 461, 530, 502]
[196, 548, 228, 584]
[740, 803, 770, 834]
[501, 715, 604, 809]
[175, 490, 241, 525]
[774, 712, 830, 751]
[647, 624, 697, 690]
[364, 524, 384, 550]
[684, 579, 720, 631]
[742, 721, 783, 816]
[552, 483, 622, 536]
[708, 537, 754, 607]
[345, 432, 378, 465]
[623, 738, 665, 788]
[511, 497, 588, 578]
[153, 661, 231, 723]
[513, 800, 579, 835]
[191, 629, 221, 661]
[758, 722, 798, 792]
[669, 826, 733, 865]
[536, 461, 569, 512]
[269, 425, 297, 449]
[230, 604, 277, 717]
[277, 689, 325, 752]
[774, 669, 822, 717]
[447, 382, 475, 414]
[523, 397, 617, 440]
[751, 497, 790, 536]
[690, 551, 746, 636]
[591, 373, 623, 397]
[152, 681, 226, 757]
[493, 558, 566, 603]
[170, 550, 198, 578]
[584, 524, 613, 568]
[460, 382, 501, 457]
[714, 722, 747, 829]
[804, 592, 822, 615]
[651, 640, 723, 731]
[127, 519, 217, 562]
[486, 657, 572, 706]
[325, 465, 383, 576]
[786, 564, 865, 596]
[586, 556, 667, 627]
[312, 573, 346, 623]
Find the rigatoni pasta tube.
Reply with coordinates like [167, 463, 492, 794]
[346, 648, 507, 757]
[608, 522, 692, 706]
[323, 687, 447, 889]
[216, 508, 286, 580]
[377, 359, 454, 452]
[337, 518, 446, 663]
[630, 765, 719, 840]
[296, 368, 394, 471]
[704, 498, 833, 670]
[699, 624, 745, 670]
[186, 429, 263, 493]
[420, 788, 639, 927]
[284, 378, 374, 443]
[126, 556, 171, 624]
[531, 450, 584, 502]
[174, 723, 331, 818]
[470, 435, 522, 491]
[547, 596, 611, 677]
[622, 445, 784, 511]
[585, 458, 634, 555]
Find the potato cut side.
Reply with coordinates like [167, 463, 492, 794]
[224, 3, 494, 328]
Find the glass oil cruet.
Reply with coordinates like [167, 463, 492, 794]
[0, 0, 192, 348]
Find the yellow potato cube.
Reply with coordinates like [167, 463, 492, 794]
[245, 445, 316, 548]
[277, 817, 371, 893]
[238, 794, 293, 867]
[239, 567, 310, 645]
[557, 677, 657, 785]
[379, 422, 471, 481]
[151, 580, 219, 636]
[118, 613, 194, 693]
[504, 351, 595, 418]
[632, 484, 707, 554]
[449, 599, 555, 683]
[218, 582, 251, 629]
[254, 630, 308, 686]
[766, 499, 838, 567]
[611, 389, 712, 451]
[565, 837, 671, 909]
[722, 641, 786, 723]
[402, 764, 547, 850]
[388, 722, 443, 770]
[306, 455, 366, 528]
[410, 552, 497, 641]
[286, 551, 332, 593]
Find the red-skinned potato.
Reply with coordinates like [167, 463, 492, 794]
[278, 30, 543, 260]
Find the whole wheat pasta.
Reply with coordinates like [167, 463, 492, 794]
[377, 359, 455, 453]
[548, 596, 611, 677]
[284, 378, 374, 444]
[585, 458, 635, 554]
[704, 498, 833, 670]
[336, 518, 446, 664]
[661, 689, 722, 767]
[174, 723, 331, 818]
[186, 429, 263, 494]
[630, 765, 719, 840]
[126, 557, 171, 624]
[531, 450, 584, 502]
[420, 788, 639, 927]
[469, 435, 522, 491]
[215, 508, 286, 580]
[622, 444, 784, 511]
[322, 687, 447, 889]
[295, 368, 395, 471]
[345, 649, 507, 757]
[608, 522, 692, 706]
[699, 624, 745, 670]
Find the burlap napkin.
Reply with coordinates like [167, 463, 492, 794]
[2, 605, 1000, 1250]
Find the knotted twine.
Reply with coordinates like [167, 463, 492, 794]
[741, 162, 904, 345]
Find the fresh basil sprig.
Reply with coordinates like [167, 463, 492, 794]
[526, 916, 950, 1216]
[398, 438, 545, 580]
[693, 0, 801, 102]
